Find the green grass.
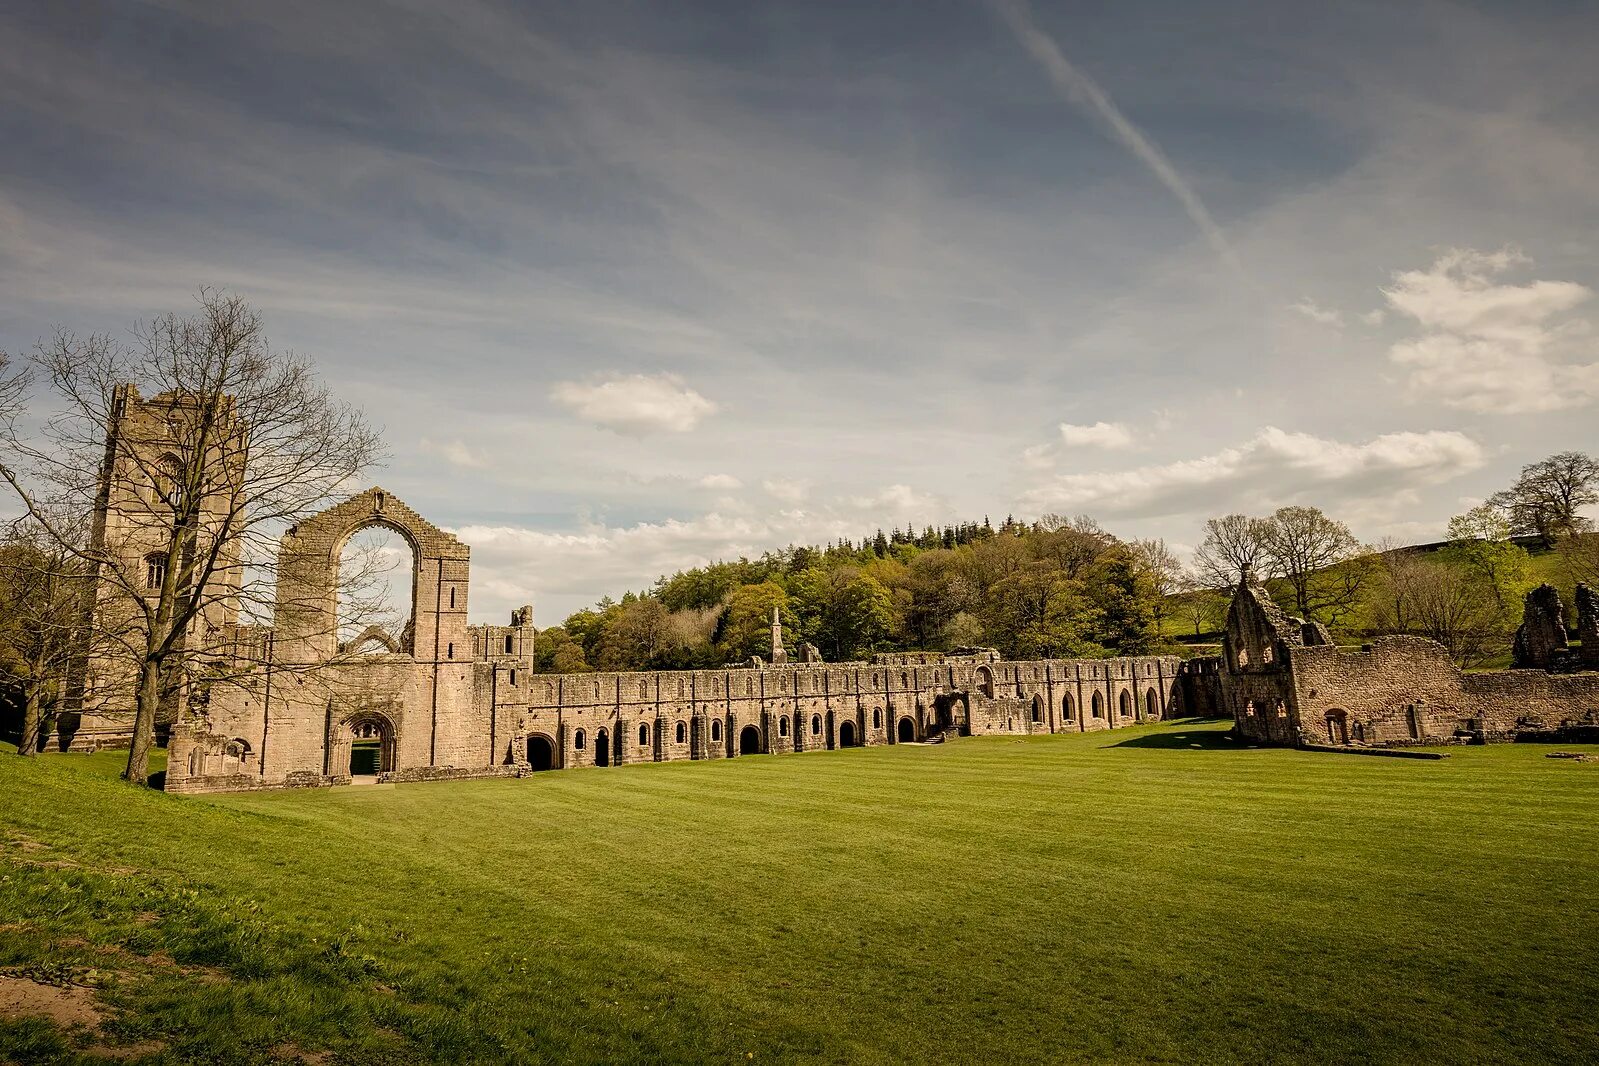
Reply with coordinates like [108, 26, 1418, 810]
[3, 723, 1598, 1064]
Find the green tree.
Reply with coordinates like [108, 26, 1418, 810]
[714, 582, 793, 662]
[983, 565, 1090, 660]
[1443, 505, 1531, 610]
[1089, 547, 1156, 655]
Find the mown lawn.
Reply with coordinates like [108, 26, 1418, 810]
[2, 721, 1597, 1064]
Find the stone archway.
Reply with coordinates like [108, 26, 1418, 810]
[595, 728, 612, 767]
[838, 720, 857, 748]
[527, 733, 555, 772]
[340, 713, 396, 780]
[897, 717, 915, 743]
[739, 725, 761, 755]
[1325, 709, 1349, 745]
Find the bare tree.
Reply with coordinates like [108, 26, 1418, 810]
[1132, 538, 1183, 637]
[1176, 576, 1227, 638]
[1557, 532, 1599, 590]
[0, 291, 382, 784]
[1489, 451, 1599, 544]
[1408, 559, 1508, 668]
[1193, 514, 1272, 587]
[1259, 506, 1364, 621]
[0, 519, 88, 754]
[1368, 540, 1430, 636]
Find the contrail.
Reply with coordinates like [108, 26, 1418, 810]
[989, 0, 1241, 273]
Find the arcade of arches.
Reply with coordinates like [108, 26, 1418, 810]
[165, 487, 1197, 794]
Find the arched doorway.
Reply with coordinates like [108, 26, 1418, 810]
[1119, 690, 1134, 719]
[897, 717, 915, 743]
[838, 720, 857, 748]
[595, 728, 611, 767]
[527, 734, 555, 771]
[345, 715, 395, 779]
[1031, 694, 1043, 724]
[739, 725, 761, 755]
[975, 665, 995, 698]
[1146, 688, 1160, 721]
[1325, 709, 1349, 745]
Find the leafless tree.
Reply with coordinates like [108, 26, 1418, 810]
[1132, 538, 1183, 637]
[1556, 532, 1599, 591]
[1193, 514, 1272, 587]
[1369, 540, 1430, 636]
[1258, 506, 1364, 621]
[0, 291, 383, 784]
[1176, 574, 1227, 637]
[0, 518, 89, 755]
[1489, 451, 1599, 544]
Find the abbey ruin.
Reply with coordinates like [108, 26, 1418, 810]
[1222, 578, 1599, 748]
[57, 387, 1599, 793]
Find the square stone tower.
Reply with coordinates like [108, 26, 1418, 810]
[60, 384, 244, 751]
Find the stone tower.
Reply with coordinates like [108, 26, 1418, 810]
[60, 385, 244, 751]
[770, 606, 787, 665]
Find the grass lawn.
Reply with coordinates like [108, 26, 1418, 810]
[3, 720, 1598, 1064]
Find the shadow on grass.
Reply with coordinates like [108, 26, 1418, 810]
[1104, 720, 1260, 752]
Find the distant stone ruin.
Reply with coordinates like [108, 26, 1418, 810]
[1513, 584, 1571, 670]
[1226, 579, 1599, 749]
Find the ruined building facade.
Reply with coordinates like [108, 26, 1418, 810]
[1223, 579, 1599, 748]
[161, 486, 1204, 793]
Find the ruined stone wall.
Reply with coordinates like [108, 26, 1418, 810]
[170, 649, 1191, 792]
[163, 486, 1202, 794]
[1288, 638, 1599, 746]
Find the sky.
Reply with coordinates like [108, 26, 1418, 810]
[3, 0, 1598, 624]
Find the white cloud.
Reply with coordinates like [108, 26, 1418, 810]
[697, 473, 742, 490]
[1360, 309, 1386, 327]
[550, 373, 718, 435]
[1290, 298, 1344, 327]
[848, 483, 938, 514]
[455, 482, 947, 621]
[762, 477, 813, 503]
[1020, 443, 1056, 470]
[419, 437, 489, 469]
[1019, 426, 1486, 519]
[1058, 421, 1135, 449]
[1383, 248, 1599, 413]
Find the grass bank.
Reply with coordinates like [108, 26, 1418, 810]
[2, 721, 1597, 1063]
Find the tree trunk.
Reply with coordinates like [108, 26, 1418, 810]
[123, 656, 160, 785]
[18, 686, 42, 756]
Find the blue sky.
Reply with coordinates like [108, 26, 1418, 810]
[3, 0, 1598, 622]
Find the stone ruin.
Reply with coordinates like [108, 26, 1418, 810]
[1513, 584, 1571, 671]
[1578, 583, 1599, 670]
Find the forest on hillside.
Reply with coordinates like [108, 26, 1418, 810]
[531, 452, 1599, 675]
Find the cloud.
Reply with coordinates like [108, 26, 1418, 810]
[550, 373, 718, 435]
[1058, 421, 1135, 450]
[762, 477, 812, 504]
[697, 473, 742, 490]
[1360, 309, 1386, 327]
[987, 0, 1239, 273]
[455, 481, 948, 621]
[1383, 248, 1599, 413]
[419, 437, 489, 469]
[1019, 426, 1486, 520]
[848, 483, 938, 514]
[1290, 298, 1344, 327]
